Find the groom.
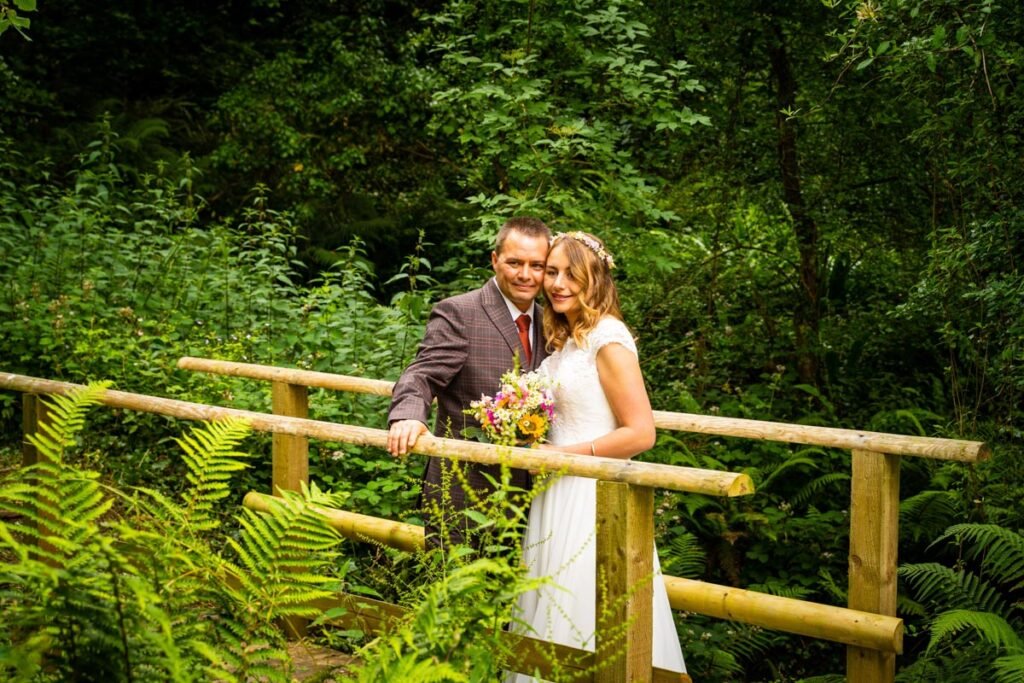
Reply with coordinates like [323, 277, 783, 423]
[387, 216, 551, 548]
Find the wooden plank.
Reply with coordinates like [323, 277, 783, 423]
[596, 482, 655, 683]
[271, 381, 309, 496]
[847, 449, 900, 683]
[0, 373, 753, 496]
[176, 358, 989, 462]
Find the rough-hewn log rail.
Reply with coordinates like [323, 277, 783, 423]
[0, 372, 752, 497]
[177, 357, 989, 462]
[245, 491, 904, 654]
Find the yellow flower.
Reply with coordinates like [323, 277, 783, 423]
[517, 414, 545, 438]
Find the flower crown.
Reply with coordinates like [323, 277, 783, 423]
[553, 231, 616, 269]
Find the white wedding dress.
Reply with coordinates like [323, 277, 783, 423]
[507, 317, 686, 682]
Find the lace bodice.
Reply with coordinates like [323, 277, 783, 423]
[540, 317, 638, 446]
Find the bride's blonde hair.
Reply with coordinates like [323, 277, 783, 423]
[542, 232, 624, 352]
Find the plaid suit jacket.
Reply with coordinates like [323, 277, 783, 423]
[388, 278, 548, 545]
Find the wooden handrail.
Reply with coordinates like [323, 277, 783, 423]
[177, 357, 989, 462]
[0, 372, 752, 497]
[243, 491, 903, 654]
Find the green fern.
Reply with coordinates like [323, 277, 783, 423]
[756, 448, 825, 491]
[896, 519, 1024, 683]
[227, 482, 346, 622]
[994, 654, 1024, 683]
[723, 621, 782, 666]
[348, 557, 544, 683]
[926, 609, 1024, 654]
[816, 567, 847, 604]
[899, 490, 961, 544]
[660, 529, 707, 578]
[900, 562, 1012, 617]
[175, 417, 254, 531]
[790, 471, 850, 508]
[24, 382, 112, 462]
[1, 384, 113, 565]
[932, 523, 1024, 589]
[0, 388, 345, 682]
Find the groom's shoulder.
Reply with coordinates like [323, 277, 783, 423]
[435, 282, 491, 312]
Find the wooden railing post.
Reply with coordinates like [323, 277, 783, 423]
[22, 393, 58, 562]
[596, 481, 655, 683]
[22, 393, 48, 467]
[270, 381, 309, 639]
[847, 449, 900, 683]
[270, 381, 309, 496]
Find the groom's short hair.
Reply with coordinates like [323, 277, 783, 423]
[495, 216, 551, 254]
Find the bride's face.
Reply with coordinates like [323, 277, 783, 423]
[544, 244, 582, 324]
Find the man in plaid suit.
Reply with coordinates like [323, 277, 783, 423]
[387, 216, 551, 548]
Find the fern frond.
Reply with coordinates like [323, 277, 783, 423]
[678, 493, 721, 518]
[227, 487, 343, 627]
[899, 490, 961, 543]
[660, 530, 706, 578]
[933, 523, 1024, 590]
[175, 418, 253, 530]
[927, 609, 1024, 654]
[816, 567, 847, 604]
[757, 450, 823, 491]
[25, 382, 112, 463]
[994, 654, 1024, 683]
[790, 472, 850, 508]
[900, 563, 1012, 617]
[716, 621, 776, 669]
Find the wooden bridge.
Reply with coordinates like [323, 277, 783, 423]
[3, 358, 989, 683]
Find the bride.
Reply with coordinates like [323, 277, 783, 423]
[507, 231, 686, 681]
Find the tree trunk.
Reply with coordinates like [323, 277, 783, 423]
[767, 21, 820, 387]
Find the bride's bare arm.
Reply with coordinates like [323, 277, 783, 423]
[543, 342, 655, 459]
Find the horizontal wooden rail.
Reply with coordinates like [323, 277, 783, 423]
[663, 576, 901, 653]
[244, 492, 902, 654]
[0, 372, 751, 496]
[245, 492, 425, 553]
[177, 357, 989, 462]
[179, 356, 397, 397]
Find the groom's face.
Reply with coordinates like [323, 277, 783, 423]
[491, 230, 549, 312]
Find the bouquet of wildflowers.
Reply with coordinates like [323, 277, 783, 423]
[463, 355, 556, 447]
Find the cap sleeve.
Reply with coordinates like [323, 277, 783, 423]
[587, 317, 637, 357]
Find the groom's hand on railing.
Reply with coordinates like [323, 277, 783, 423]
[387, 420, 428, 457]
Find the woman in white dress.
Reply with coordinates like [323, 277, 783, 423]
[507, 231, 686, 682]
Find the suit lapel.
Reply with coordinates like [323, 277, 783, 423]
[481, 279, 524, 360]
[531, 303, 548, 370]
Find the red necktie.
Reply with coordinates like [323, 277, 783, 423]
[515, 314, 532, 366]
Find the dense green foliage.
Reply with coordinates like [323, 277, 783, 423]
[0, 388, 342, 681]
[2, 0, 1022, 680]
